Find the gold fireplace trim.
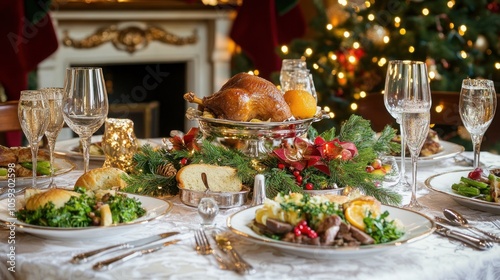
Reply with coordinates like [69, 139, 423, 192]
[62, 25, 198, 53]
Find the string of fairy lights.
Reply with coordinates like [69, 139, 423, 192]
[243, 0, 500, 121]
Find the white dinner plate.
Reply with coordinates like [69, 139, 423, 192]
[227, 205, 435, 259]
[425, 170, 500, 214]
[55, 135, 162, 161]
[396, 140, 464, 162]
[0, 192, 173, 240]
[0, 157, 75, 189]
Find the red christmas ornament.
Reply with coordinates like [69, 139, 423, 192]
[487, 1, 500, 13]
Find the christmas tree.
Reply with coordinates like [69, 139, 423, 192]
[280, 0, 500, 131]
[233, 0, 500, 136]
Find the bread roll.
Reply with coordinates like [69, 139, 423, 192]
[74, 167, 128, 191]
[176, 164, 242, 192]
[25, 188, 80, 211]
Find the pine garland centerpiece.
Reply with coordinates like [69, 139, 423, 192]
[123, 115, 402, 205]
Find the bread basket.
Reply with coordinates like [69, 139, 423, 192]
[185, 107, 330, 158]
[179, 186, 250, 209]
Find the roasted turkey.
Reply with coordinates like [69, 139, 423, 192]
[184, 73, 293, 122]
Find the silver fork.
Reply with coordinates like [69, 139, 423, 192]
[194, 229, 212, 255]
[194, 229, 232, 270]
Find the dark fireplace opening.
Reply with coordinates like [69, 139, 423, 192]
[72, 62, 187, 138]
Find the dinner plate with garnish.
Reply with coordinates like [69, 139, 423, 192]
[0, 191, 173, 240]
[425, 169, 500, 214]
[228, 200, 435, 259]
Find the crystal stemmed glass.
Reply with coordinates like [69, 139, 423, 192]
[63, 67, 108, 173]
[18, 90, 50, 188]
[280, 59, 317, 100]
[384, 60, 411, 192]
[42, 87, 65, 188]
[459, 78, 497, 169]
[401, 61, 432, 210]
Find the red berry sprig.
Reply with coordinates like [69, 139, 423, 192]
[293, 220, 318, 239]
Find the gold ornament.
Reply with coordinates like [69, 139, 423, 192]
[366, 25, 388, 47]
[474, 35, 489, 52]
[325, 0, 350, 27]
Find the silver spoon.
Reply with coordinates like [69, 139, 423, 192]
[201, 172, 210, 193]
[443, 208, 500, 242]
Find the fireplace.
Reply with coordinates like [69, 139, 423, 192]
[38, 3, 235, 138]
[72, 62, 187, 137]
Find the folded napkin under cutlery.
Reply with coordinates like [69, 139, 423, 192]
[71, 231, 180, 264]
[434, 224, 494, 250]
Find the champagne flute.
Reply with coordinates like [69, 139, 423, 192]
[42, 87, 65, 188]
[459, 78, 497, 169]
[383, 60, 411, 192]
[401, 61, 432, 210]
[18, 90, 50, 188]
[63, 67, 108, 173]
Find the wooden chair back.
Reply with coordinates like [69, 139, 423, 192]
[355, 92, 393, 132]
[0, 100, 21, 132]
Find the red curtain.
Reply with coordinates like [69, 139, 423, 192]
[0, 1, 58, 146]
[230, 0, 306, 80]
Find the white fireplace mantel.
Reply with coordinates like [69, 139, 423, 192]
[38, 8, 235, 132]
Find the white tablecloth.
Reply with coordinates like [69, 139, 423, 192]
[2, 152, 500, 280]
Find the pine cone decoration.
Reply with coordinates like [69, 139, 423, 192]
[156, 163, 177, 177]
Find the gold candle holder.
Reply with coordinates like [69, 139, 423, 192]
[102, 118, 138, 172]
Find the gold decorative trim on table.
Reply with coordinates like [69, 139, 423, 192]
[62, 25, 198, 53]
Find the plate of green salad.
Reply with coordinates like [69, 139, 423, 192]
[0, 188, 173, 240]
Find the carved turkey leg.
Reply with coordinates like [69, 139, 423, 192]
[184, 92, 203, 106]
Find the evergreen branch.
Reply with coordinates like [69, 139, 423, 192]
[339, 115, 378, 150]
[123, 173, 178, 197]
[374, 125, 400, 155]
[191, 140, 258, 184]
[126, 116, 403, 204]
[265, 168, 303, 198]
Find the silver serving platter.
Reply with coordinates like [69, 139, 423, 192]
[179, 186, 250, 209]
[185, 107, 330, 157]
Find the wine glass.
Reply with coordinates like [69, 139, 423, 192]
[383, 60, 412, 192]
[459, 78, 497, 169]
[42, 87, 65, 188]
[280, 59, 317, 100]
[18, 90, 50, 188]
[401, 61, 432, 210]
[63, 67, 109, 173]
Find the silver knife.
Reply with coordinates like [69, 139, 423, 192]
[92, 239, 181, 271]
[71, 231, 180, 264]
[435, 224, 493, 250]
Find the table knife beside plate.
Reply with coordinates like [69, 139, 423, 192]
[435, 224, 493, 250]
[92, 239, 181, 271]
[71, 231, 180, 264]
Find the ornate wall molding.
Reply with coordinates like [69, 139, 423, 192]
[62, 24, 198, 53]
